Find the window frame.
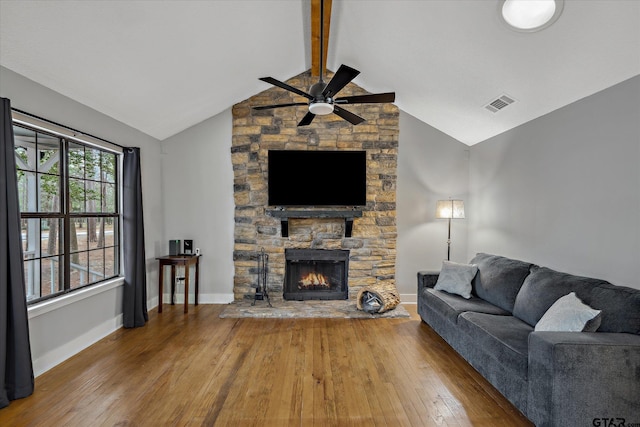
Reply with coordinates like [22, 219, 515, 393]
[12, 111, 124, 305]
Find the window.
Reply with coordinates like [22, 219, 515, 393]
[14, 122, 121, 304]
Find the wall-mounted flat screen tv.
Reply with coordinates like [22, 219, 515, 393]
[268, 150, 367, 207]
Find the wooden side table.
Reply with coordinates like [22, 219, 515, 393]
[156, 255, 200, 313]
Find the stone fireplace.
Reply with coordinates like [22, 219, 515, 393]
[231, 69, 399, 303]
[284, 249, 349, 300]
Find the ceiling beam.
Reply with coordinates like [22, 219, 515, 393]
[311, 0, 332, 78]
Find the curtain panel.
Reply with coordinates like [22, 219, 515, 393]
[0, 97, 35, 408]
[122, 147, 148, 328]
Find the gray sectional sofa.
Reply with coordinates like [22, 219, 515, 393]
[417, 253, 640, 427]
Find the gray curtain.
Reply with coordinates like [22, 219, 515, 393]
[0, 97, 34, 408]
[122, 147, 148, 328]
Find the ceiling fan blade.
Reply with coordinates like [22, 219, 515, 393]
[336, 92, 396, 104]
[259, 77, 313, 100]
[322, 64, 360, 98]
[298, 111, 316, 126]
[333, 105, 365, 125]
[253, 102, 308, 111]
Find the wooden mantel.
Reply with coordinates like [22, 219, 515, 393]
[266, 208, 363, 238]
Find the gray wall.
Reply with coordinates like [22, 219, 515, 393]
[396, 111, 471, 299]
[468, 75, 640, 288]
[1, 66, 165, 374]
[160, 110, 235, 303]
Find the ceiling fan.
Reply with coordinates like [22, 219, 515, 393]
[253, 0, 395, 126]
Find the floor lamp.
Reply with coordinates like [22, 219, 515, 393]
[436, 200, 465, 261]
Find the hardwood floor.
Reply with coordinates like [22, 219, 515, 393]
[0, 305, 532, 426]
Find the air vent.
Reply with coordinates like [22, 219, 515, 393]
[485, 94, 516, 113]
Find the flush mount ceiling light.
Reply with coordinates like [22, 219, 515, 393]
[500, 0, 564, 32]
[308, 101, 334, 115]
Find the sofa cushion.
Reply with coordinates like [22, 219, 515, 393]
[469, 253, 534, 313]
[434, 260, 478, 299]
[457, 312, 532, 380]
[534, 292, 602, 332]
[513, 266, 640, 334]
[422, 288, 510, 325]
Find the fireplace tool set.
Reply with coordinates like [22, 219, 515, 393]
[252, 248, 272, 307]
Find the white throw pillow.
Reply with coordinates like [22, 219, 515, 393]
[434, 261, 478, 299]
[535, 292, 602, 332]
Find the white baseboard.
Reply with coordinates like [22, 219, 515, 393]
[33, 313, 123, 377]
[154, 293, 235, 307]
[400, 293, 417, 304]
[197, 293, 235, 304]
[148, 295, 159, 309]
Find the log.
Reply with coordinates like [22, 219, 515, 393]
[356, 282, 401, 314]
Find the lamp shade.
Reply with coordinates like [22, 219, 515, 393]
[435, 200, 465, 219]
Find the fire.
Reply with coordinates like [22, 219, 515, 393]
[298, 272, 331, 290]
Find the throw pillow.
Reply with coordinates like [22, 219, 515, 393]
[434, 261, 478, 299]
[535, 292, 602, 332]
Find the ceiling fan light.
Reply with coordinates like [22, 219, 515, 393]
[500, 0, 563, 32]
[309, 102, 334, 115]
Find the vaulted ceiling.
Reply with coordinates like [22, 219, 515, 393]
[1, 0, 638, 145]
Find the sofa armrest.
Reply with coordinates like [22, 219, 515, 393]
[417, 271, 439, 292]
[528, 331, 640, 427]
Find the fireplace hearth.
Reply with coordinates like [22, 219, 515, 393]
[284, 249, 349, 300]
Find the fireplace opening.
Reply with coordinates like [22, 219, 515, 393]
[284, 249, 349, 300]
